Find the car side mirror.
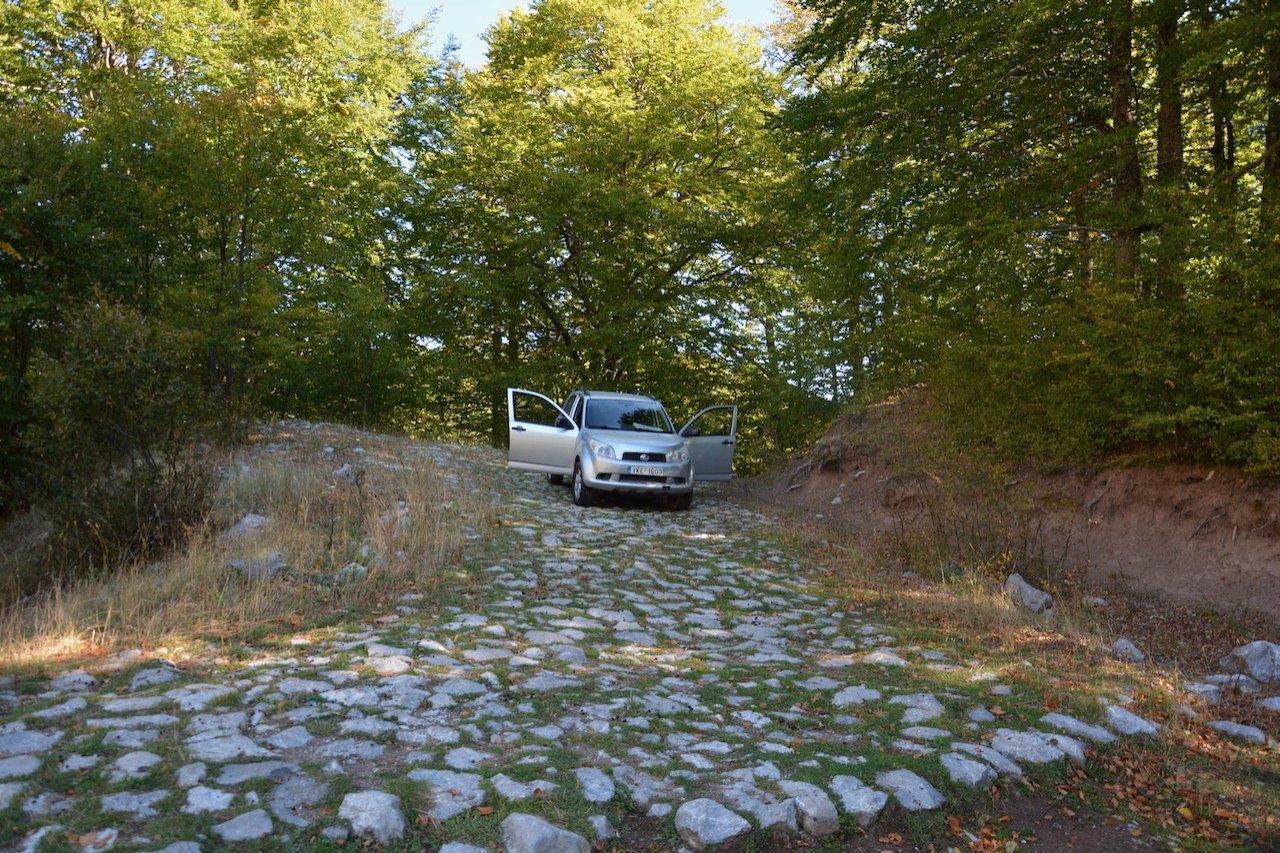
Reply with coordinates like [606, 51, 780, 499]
[555, 416, 573, 430]
[682, 426, 701, 437]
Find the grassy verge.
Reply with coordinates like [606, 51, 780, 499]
[0, 422, 490, 671]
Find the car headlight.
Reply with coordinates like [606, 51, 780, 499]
[669, 444, 689, 463]
[587, 437, 616, 459]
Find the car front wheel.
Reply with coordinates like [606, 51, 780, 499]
[572, 461, 596, 507]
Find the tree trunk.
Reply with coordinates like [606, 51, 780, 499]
[1155, 0, 1185, 185]
[1109, 0, 1143, 286]
[1155, 0, 1185, 298]
[489, 325, 505, 448]
[1263, 0, 1280, 236]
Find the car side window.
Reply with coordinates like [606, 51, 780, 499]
[512, 393, 564, 427]
[572, 398, 584, 427]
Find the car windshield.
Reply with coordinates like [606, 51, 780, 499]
[585, 400, 673, 433]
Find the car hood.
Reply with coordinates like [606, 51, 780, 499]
[587, 429, 686, 452]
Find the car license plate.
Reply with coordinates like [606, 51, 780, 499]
[629, 465, 664, 476]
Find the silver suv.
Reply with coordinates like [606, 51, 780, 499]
[506, 388, 738, 509]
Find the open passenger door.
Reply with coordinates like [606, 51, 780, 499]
[680, 405, 738, 481]
[507, 388, 577, 475]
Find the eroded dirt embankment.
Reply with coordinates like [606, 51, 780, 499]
[735, 393, 1280, 626]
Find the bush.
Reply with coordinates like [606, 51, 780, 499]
[12, 301, 211, 597]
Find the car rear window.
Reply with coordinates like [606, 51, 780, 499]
[585, 401, 673, 433]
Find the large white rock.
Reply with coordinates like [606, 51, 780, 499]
[829, 775, 888, 827]
[183, 785, 234, 814]
[832, 685, 882, 707]
[675, 799, 752, 850]
[940, 753, 996, 789]
[1041, 712, 1117, 745]
[989, 729, 1064, 764]
[720, 782, 797, 832]
[186, 734, 272, 762]
[0, 724, 63, 757]
[1220, 641, 1280, 685]
[0, 755, 40, 780]
[1104, 705, 1161, 739]
[778, 780, 839, 837]
[574, 767, 615, 803]
[1004, 573, 1052, 613]
[213, 808, 273, 842]
[339, 790, 406, 845]
[1208, 721, 1267, 745]
[491, 773, 557, 802]
[875, 769, 947, 811]
[407, 769, 485, 820]
[100, 789, 170, 818]
[888, 693, 945, 724]
[500, 812, 590, 853]
[1112, 638, 1146, 664]
[220, 513, 271, 542]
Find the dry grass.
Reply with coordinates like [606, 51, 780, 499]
[0, 423, 487, 668]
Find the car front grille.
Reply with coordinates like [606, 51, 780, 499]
[621, 451, 667, 462]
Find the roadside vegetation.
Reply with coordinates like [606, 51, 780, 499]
[0, 424, 483, 668]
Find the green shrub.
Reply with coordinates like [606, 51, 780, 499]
[13, 301, 212, 597]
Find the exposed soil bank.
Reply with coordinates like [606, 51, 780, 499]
[734, 392, 1279, 627]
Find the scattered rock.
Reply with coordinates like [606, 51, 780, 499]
[228, 551, 289, 581]
[940, 752, 996, 789]
[1219, 641, 1280, 685]
[1208, 720, 1267, 745]
[778, 780, 839, 837]
[588, 814, 617, 842]
[407, 769, 485, 821]
[0, 755, 40, 780]
[1104, 705, 1161, 739]
[130, 666, 179, 691]
[575, 767, 615, 803]
[1041, 712, 1117, 745]
[213, 808, 274, 842]
[675, 799, 752, 850]
[1112, 638, 1146, 664]
[829, 775, 888, 827]
[100, 789, 169, 818]
[0, 723, 63, 756]
[500, 812, 591, 853]
[1004, 573, 1052, 613]
[49, 669, 97, 692]
[183, 785, 234, 814]
[875, 769, 947, 810]
[109, 751, 163, 782]
[832, 685, 881, 707]
[339, 790, 406, 845]
[221, 513, 271, 542]
[989, 729, 1065, 764]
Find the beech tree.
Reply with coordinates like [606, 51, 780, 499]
[783, 0, 1280, 470]
[403, 0, 814, 447]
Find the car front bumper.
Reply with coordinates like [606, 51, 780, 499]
[580, 454, 693, 494]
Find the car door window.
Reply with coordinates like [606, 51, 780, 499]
[687, 406, 734, 437]
[512, 392, 565, 427]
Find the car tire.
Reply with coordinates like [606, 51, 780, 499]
[548, 473, 565, 486]
[670, 491, 693, 511]
[572, 461, 596, 507]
